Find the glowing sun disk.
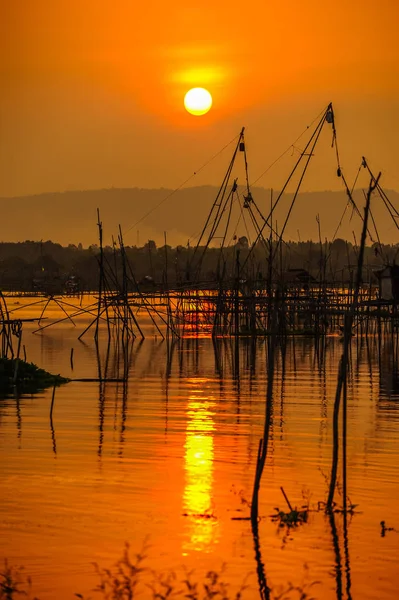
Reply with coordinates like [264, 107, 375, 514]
[184, 88, 212, 116]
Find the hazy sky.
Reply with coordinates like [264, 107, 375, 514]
[1, 0, 399, 198]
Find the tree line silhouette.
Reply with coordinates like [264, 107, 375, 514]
[0, 238, 396, 293]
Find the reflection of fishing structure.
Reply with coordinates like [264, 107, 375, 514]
[7, 301, 389, 599]
[93, 335, 142, 458]
[329, 509, 353, 600]
[378, 336, 399, 402]
[243, 174, 375, 598]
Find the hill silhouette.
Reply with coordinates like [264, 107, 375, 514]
[1, 186, 398, 247]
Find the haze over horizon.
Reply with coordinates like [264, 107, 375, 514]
[1, 186, 398, 249]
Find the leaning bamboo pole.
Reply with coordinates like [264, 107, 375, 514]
[326, 174, 380, 511]
[250, 309, 277, 524]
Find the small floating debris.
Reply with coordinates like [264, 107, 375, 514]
[271, 507, 308, 527]
[380, 520, 396, 537]
[271, 486, 309, 527]
[182, 512, 217, 520]
[318, 498, 359, 515]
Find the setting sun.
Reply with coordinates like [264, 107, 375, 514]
[184, 88, 212, 116]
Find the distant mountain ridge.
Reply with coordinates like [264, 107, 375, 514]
[1, 186, 398, 247]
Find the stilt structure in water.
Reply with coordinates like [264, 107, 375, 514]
[5, 103, 399, 343]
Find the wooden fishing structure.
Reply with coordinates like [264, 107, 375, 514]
[4, 103, 399, 342]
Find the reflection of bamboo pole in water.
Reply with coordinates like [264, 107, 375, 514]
[163, 337, 175, 433]
[50, 414, 57, 455]
[118, 337, 143, 453]
[119, 378, 128, 456]
[122, 333, 130, 382]
[166, 337, 174, 380]
[251, 523, 270, 600]
[194, 335, 199, 374]
[49, 384, 57, 455]
[318, 337, 328, 449]
[365, 335, 373, 394]
[250, 336, 257, 384]
[329, 511, 343, 600]
[251, 311, 276, 523]
[177, 338, 184, 377]
[342, 374, 347, 513]
[14, 389, 22, 443]
[233, 337, 240, 396]
[329, 503, 353, 600]
[212, 337, 223, 379]
[222, 338, 233, 375]
[328, 339, 346, 511]
[96, 338, 111, 457]
[98, 381, 105, 458]
[279, 340, 286, 436]
[343, 511, 353, 600]
[377, 321, 383, 386]
[95, 338, 102, 381]
[164, 340, 174, 436]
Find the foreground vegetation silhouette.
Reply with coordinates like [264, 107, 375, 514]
[0, 357, 69, 396]
[0, 544, 319, 600]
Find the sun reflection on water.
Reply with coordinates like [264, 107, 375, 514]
[183, 379, 219, 554]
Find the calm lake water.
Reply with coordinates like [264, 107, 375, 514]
[1, 296, 399, 599]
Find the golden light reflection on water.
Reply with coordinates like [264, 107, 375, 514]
[183, 379, 219, 554]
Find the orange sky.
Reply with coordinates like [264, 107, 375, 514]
[1, 0, 399, 197]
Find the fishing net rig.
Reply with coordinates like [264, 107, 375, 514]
[185, 103, 398, 286]
[182, 104, 350, 285]
[6, 103, 399, 341]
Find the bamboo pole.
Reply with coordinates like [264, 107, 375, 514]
[326, 174, 380, 510]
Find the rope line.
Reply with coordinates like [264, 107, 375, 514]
[123, 133, 240, 237]
[250, 107, 327, 186]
